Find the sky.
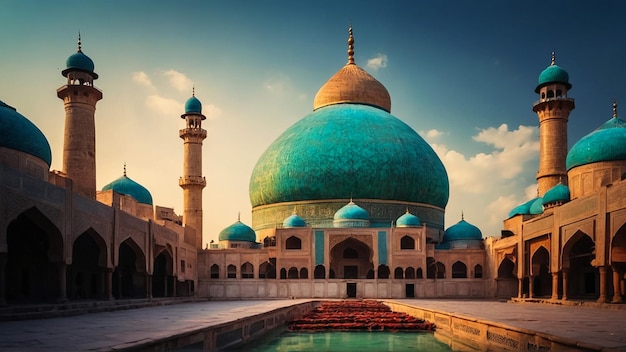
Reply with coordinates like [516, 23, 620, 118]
[2, 1, 626, 246]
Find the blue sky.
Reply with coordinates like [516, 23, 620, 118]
[2, 1, 626, 245]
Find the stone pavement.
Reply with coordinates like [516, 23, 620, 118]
[0, 298, 624, 351]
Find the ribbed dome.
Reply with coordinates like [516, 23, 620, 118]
[249, 104, 449, 209]
[313, 64, 391, 112]
[567, 112, 626, 170]
[543, 183, 570, 205]
[0, 100, 52, 166]
[334, 201, 369, 220]
[535, 55, 570, 93]
[102, 174, 153, 205]
[184, 95, 202, 114]
[529, 197, 544, 215]
[443, 219, 482, 242]
[396, 211, 421, 227]
[65, 51, 95, 74]
[218, 221, 256, 242]
[283, 213, 306, 228]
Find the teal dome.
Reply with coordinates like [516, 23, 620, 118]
[566, 116, 626, 170]
[334, 201, 369, 220]
[102, 175, 153, 205]
[218, 221, 256, 242]
[535, 61, 570, 93]
[508, 197, 542, 217]
[0, 100, 52, 166]
[396, 211, 421, 227]
[443, 219, 482, 242]
[249, 104, 449, 209]
[543, 183, 570, 205]
[184, 96, 202, 114]
[283, 213, 306, 228]
[529, 197, 544, 215]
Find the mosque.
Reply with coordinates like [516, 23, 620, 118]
[1, 28, 625, 305]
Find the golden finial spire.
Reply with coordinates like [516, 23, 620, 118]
[550, 51, 555, 65]
[613, 98, 618, 118]
[192, 86, 195, 97]
[347, 25, 355, 65]
[461, 211, 464, 220]
[237, 211, 241, 221]
[405, 207, 410, 214]
[77, 32, 82, 52]
[123, 162, 127, 177]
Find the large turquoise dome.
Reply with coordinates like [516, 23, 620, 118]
[566, 115, 626, 170]
[102, 174, 153, 205]
[0, 100, 52, 166]
[249, 104, 449, 208]
[219, 221, 257, 242]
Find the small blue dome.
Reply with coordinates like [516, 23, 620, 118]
[334, 201, 369, 220]
[219, 221, 256, 242]
[543, 183, 570, 205]
[443, 219, 482, 242]
[567, 115, 626, 170]
[396, 211, 421, 227]
[0, 100, 52, 166]
[102, 174, 153, 205]
[535, 60, 570, 93]
[184, 95, 202, 114]
[508, 197, 541, 218]
[529, 197, 544, 215]
[283, 213, 306, 228]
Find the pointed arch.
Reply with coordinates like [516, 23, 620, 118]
[405, 267, 415, 279]
[497, 258, 516, 279]
[241, 262, 254, 278]
[416, 267, 423, 279]
[394, 267, 404, 279]
[299, 267, 308, 279]
[377, 265, 390, 279]
[153, 249, 173, 297]
[400, 236, 415, 250]
[563, 231, 597, 299]
[330, 237, 373, 279]
[285, 236, 302, 250]
[314, 265, 325, 279]
[210, 264, 220, 279]
[452, 261, 467, 278]
[227, 264, 237, 278]
[113, 238, 147, 299]
[474, 264, 483, 278]
[69, 228, 107, 299]
[259, 261, 276, 279]
[531, 246, 551, 297]
[288, 267, 298, 279]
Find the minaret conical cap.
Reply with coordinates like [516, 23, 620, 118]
[313, 25, 391, 112]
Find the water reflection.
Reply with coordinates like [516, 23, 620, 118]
[231, 330, 451, 352]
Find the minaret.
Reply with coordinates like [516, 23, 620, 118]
[179, 89, 206, 249]
[532, 52, 575, 196]
[57, 34, 102, 198]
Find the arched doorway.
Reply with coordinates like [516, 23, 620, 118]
[563, 232, 597, 299]
[6, 208, 63, 303]
[152, 249, 173, 297]
[113, 238, 147, 299]
[531, 246, 551, 297]
[329, 237, 373, 279]
[497, 257, 517, 298]
[610, 225, 626, 302]
[69, 229, 107, 300]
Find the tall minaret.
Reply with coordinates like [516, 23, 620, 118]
[532, 52, 575, 196]
[179, 89, 206, 249]
[57, 34, 102, 198]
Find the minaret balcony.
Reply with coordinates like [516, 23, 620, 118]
[179, 176, 206, 187]
[179, 128, 207, 139]
[532, 96, 575, 110]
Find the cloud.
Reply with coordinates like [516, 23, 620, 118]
[421, 129, 446, 139]
[132, 71, 152, 87]
[146, 95, 181, 116]
[263, 74, 292, 95]
[164, 70, 193, 92]
[367, 53, 388, 71]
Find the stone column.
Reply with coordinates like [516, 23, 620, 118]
[0, 253, 7, 306]
[105, 268, 114, 300]
[598, 266, 607, 303]
[518, 277, 523, 298]
[57, 262, 68, 303]
[562, 270, 568, 300]
[551, 272, 559, 300]
[612, 266, 622, 303]
[528, 275, 534, 299]
[146, 274, 152, 299]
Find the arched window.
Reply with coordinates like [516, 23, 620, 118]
[241, 262, 254, 279]
[300, 267, 308, 279]
[288, 267, 298, 279]
[405, 267, 415, 279]
[210, 264, 219, 279]
[556, 89, 562, 97]
[436, 262, 446, 279]
[259, 262, 275, 279]
[497, 258, 515, 279]
[280, 268, 287, 279]
[227, 264, 237, 279]
[416, 267, 423, 279]
[452, 261, 467, 278]
[394, 267, 404, 279]
[427, 257, 436, 279]
[285, 236, 302, 250]
[474, 264, 483, 278]
[343, 248, 358, 258]
[378, 265, 390, 279]
[314, 265, 325, 279]
[547, 90, 555, 98]
[366, 269, 374, 279]
[401, 236, 415, 250]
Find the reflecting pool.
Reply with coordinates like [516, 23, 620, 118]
[229, 330, 452, 351]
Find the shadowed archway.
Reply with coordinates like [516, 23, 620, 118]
[330, 237, 373, 279]
[113, 238, 147, 299]
[69, 229, 107, 300]
[563, 232, 597, 299]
